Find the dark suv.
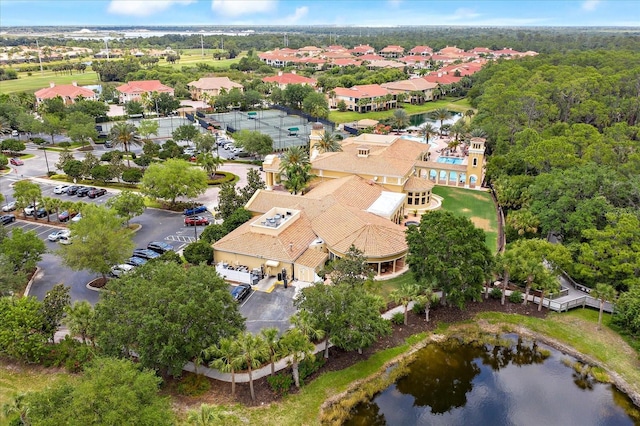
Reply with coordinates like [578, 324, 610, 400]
[147, 241, 174, 254]
[87, 188, 107, 198]
[66, 185, 81, 195]
[132, 248, 161, 260]
[77, 187, 94, 197]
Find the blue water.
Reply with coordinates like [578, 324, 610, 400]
[399, 135, 438, 147]
[437, 156, 464, 165]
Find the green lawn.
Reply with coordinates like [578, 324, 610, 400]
[0, 70, 101, 94]
[161, 51, 245, 70]
[329, 98, 471, 124]
[432, 186, 498, 253]
[0, 365, 75, 412]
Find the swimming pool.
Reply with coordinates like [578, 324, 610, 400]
[437, 156, 464, 165]
[400, 135, 438, 146]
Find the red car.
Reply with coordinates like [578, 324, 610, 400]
[184, 215, 209, 226]
[10, 158, 23, 166]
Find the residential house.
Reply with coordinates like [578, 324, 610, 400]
[358, 53, 385, 62]
[381, 78, 439, 103]
[330, 84, 396, 112]
[297, 46, 323, 57]
[116, 80, 174, 104]
[187, 77, 244, 101]
[409, 45, 433, 56]
[366, 60, 406, 70]
[34, 82, 97, 106]
[350, 44, 375, 56]
[262, 71, 317, 90]
[379, 45, 405, 58]
[398, 55, 432, 69]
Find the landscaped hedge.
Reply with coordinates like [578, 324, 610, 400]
[207, 171, 237, 186]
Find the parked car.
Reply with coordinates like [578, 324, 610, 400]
[2, 201, 17, 212]
[110, 263, 135, 278]
[58, 210, 77, 222]
[48, 229, 71, 242]
[87, 188, 107, 198]
[77, 186, 94, 197]
[66, 185, 81, 195]
[33, 207, 51, 218]
[104, 140, 113, 148]
[183, 205, 207, 216]
[132, 248, 161, 260]
[184, 215, 209, 226]
[147, 241, 174, 254]
[23, 203, 39, 215]
[58, 235, 72, 245]
[1, 214, 16, 225]
[230, 284, 252, 302]
[126, 256, 147, 267]
[9, 157, 23, 166]
[71, 213, 82, 222]
[53, 184, 70, 194]
[183, 147, 197, 156]
[11, 130, 19, 137]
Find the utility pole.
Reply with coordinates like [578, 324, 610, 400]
[200, 34, 204, 57]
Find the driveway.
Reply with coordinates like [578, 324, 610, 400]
[237, 284, 297, 334]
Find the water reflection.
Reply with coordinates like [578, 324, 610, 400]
[345, 335, 639, 426]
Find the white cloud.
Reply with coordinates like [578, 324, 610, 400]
[581, 0, 601, 11]
[284, 6, 308, 23]
[211, 0, 277, 17]
[452, 7, 481, 20]
[107, 0, 195, 17]
[388, 0, 402, 7]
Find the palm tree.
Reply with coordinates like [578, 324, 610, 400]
[234, 332, 268, 401]
[108, 122, 142, 167]
[469, 128, 487, 138]
[279, 146, 313, 195]
[314, 131, 342, 153]
[449, 120, 468, 143]
[392, 109, 409, 132]
[205, 337, 242, 396]
[63, 300, 95, 345]
[186, 404, 230, 426]
[391, 281, 421, 325]
[260, 327, 281, 376]
[464, 108, 475, 122]
[590, 284, 617, 330]
[280, 328, 316, 388]
[431, 108, 452, 135]
[420, 123, 436, 144]
[197, 152, 224, 178]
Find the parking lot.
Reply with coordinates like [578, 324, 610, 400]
[234, 283, 298, 334]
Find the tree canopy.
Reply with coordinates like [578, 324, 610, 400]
[140, 158, 208, 205]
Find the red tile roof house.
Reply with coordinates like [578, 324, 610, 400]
[262, 71, 317, 90]
[34, 82, 97, 106]
[258, 49, 297, 67]
[379, 45, 405, 58]
[330, 84, 396, 113]
[381, 78, 439, 103]
[350, 44, 375, 56]
[409, 45, 433, 56]
[116, 80, 174, 104]
[398, 55, 432, 69]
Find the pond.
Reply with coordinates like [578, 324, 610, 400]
[345, 335, 639, 426]
[409, 111, 462, 129]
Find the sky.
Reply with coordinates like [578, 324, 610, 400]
[1, 0, 639, 27]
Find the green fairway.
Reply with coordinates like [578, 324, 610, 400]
[433, 186, 498, 253]
[0, 70, 101, 94]
[329, 99, 470, 124]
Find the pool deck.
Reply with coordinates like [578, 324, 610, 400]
[401, 132, 469, 165]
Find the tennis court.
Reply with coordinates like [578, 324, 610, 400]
[206, 109, 332, 152]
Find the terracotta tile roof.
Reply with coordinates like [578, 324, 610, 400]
[35, 84, 95, 100]
[398, 55, 431, 64]
[326, 45, 347, 51]
[213, 211, 317, 263]
[380, 45, 405, 53]
[311, 204, 407, 258]
[351, 44, 375, 53]
[311, 136, 428, 178]
[331, 58, 362, 67]
[409, 46, 433, 55]
[322, 51, 355, 60]
[299, 46, 322, 52]
[305, 175, 384, 210]
[381, 78, 438, 92]
[116, 80, 173, 94]
[359, 53, 385, 61]
[187, 77, 243, 90]
[422, 74, 462, 84]
[403, 176, 434, 191]
[262, 73, 317, 86]
[367, 60, 405, 69]
[333, 84, 391, 99]
[295, 248, 328, 269]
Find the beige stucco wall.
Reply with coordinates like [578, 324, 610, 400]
[213, 250, 293, 278]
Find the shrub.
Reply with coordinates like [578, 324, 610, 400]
[267, 373, 293, 396]
[176, 373, 210, 396]
[509, 291, 523, 304]
[121, 168, 143, 184]
[391, 312, 405, 325]
[298, 356, 326, 383]
[412, 301, 425, 315]
[42, 336, 94, 373]
[183, 241, 213, 265]
[490, 287, 502, 299]
[58, 142, 71, 148]
[47, 171, 56, 177]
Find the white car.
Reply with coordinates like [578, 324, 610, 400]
[47, 229, 71, 242]
[2, 201, 17, 212]
[71, 213, 82, 222]
[24, 203, 40, 215]
[58, 235, 72, 245]
[110, 264, 135, 278]
[53, 184, 70, 194]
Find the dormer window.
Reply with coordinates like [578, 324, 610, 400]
[358, 147, 370, 157]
